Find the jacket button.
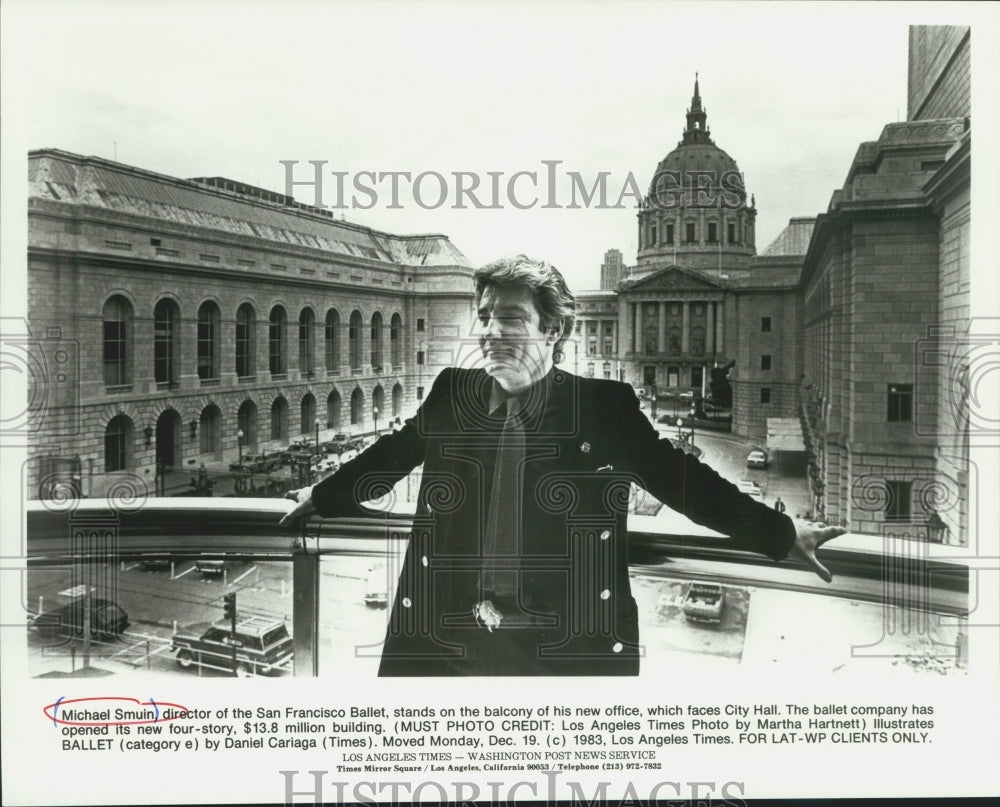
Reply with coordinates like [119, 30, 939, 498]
[600, 530, 611, 541]
[402, 597, 412, 608]
[612, 642, 623, 654]
[600, 589, 610, 600]
[421, 555, 428, 567]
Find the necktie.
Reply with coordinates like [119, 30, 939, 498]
[481, 397, 525, 596]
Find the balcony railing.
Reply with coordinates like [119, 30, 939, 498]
[26, 499, 970, 678]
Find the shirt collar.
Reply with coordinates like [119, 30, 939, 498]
[487, 366, 554, 418]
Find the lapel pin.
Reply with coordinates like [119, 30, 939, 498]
[580, 442, 591, 453]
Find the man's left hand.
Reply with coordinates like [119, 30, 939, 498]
[788, 520, 847, 583]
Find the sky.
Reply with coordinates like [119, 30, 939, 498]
[1, 1, 997, 293]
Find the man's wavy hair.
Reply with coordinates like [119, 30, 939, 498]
[473, 255, 576, 364]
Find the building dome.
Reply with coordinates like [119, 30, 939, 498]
[635, 75, 757, 275]
[646, 76, 746, 204]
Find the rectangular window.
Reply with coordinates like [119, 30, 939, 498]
[761, 354, 771, 371]
[760, 387, 771, 404]
[104, 428, 126, 472]
[417, 351, 425, 365]
[728, 222, 736, 243]
[685, 222, 696, 243]
[885, 480, 912, 521]
[416, 386, 425, 401]
[197, 322, 214, 380]
[416, 318, 425, 332]
[650, 224, 658, 245]
[707, 222, 717, 243]
[761, 316, 771, 332]
[103, 321, 127, 386]
[236, 321, 250, 377]
[887, 384, 913, 422]
[666, 224, 674, 245]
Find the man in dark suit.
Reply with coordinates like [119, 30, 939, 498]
[281, 255, 844, 676]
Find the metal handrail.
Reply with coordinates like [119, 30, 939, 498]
[26, 498, 970, 677]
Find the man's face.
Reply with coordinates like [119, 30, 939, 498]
[477, 283, 553, 393]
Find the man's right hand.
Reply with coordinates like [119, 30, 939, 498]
[279, 486, 317, 526]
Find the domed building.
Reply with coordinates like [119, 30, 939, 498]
[581, 76, 806, 445]
[634, 76, 758, 278]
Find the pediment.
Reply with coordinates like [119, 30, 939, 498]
[622, 266, 723, 294]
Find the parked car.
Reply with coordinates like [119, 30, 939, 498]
[195, 559, 226, 576]
[324, 433, 364, 454]
[278, 439, 317, 464]
[682, 582, 726, 624]
[30, 585, 130, 639]
[245, 453, 281, 474]
[735, 480, 764, 502]
[314, 457, 340, 476]
[171, 617, 293, 676]
[746, 449, 769, 469]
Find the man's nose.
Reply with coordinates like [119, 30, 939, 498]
[480, 315, 502, 339]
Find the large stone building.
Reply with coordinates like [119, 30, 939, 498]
[576, 25, 971, 544]
[27, 149, 474, 498]
[573, 78, 806, 441]
[800, 25, 970, 541]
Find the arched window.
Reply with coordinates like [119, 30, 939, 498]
[197, 301, 221, 380]
[237, 400, 258, 453]
[155, 408, 182, 469]
[390, 314, 402, 367]
[325, 309, 340, 373]
[668, 327, 682, 355]
[392, 383, 403, 418]
[300, 393, 316, 436]
[370, 312, 383, 370]
[350, 388, 364, 426]
[153, 298, 180, 385]
[199, 404, 222, 457]
[104, 415, 132, 472]
[691, 326, 706, 356]
[235, 303, 256, 378]
[349, 311, 363, 370]
[298, 308, 315, 376]
[327, 390, 342, 430]
[270, 397, 288, 442]
[102, 296, 132, 388]
[643, 324, 658, 356]
[269, 306, 287, 376]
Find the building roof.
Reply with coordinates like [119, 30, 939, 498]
[29, 149, 472, 268]
[760, 217, 816, 257]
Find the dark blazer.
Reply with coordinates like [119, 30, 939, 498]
[311, 366, 796, 676]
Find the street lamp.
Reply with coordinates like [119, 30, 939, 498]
[373, 406, 380, 436]
[237, 428, 244, 466]
[676, 418, 684, 445]
[314, 417, 320, 454]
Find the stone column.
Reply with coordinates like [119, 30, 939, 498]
[635, 302, 643, 356]
[715, 301, 723, 354]
[706, 301, 715, 356]
[681, 301, 690, 355]
[657, 302, 667, 354]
